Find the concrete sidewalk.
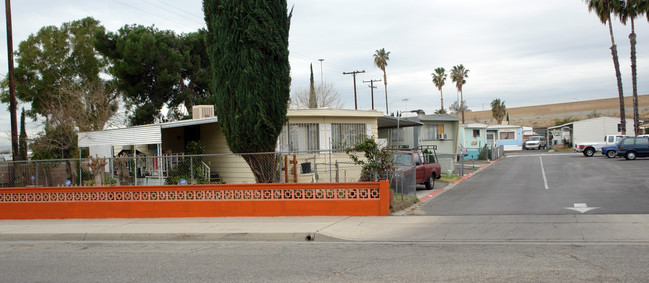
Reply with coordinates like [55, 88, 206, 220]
[3, 214, 649, 243]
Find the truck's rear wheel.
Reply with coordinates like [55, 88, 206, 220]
[424, 173, 435, 190]
[583, 148, 595, 157]
[625, 151, 637, 160]
[606, 150, 617, 158]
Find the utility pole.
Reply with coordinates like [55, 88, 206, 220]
[5, 0, 17, 186]
[343, 70, 365, 110]
[5, 0, 17, 161]
[363, 79, 381, 110]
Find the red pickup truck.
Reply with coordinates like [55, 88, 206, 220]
[393, 150, 441, 190]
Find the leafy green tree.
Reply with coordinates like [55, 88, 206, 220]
[490, 98, 506, 124]
[170, 30, 215, 117]
[345, 137, 394, 182]
[431, 67, 447, 111]
[309, 63, 317, 108]
[450, 64, 469, 124]
[95, 25, 181, 125]
[95, 26, 212, 125]
[18, 108, 27, 161]
[11, 17, 111, 121]
[616, 0, 647, 136]
[434, 108, 448, 115]
[584, 0, 626, 135]
[204, 0, 292, 183]
[6, 16, 118, 182]
[374, 48, 390, 114]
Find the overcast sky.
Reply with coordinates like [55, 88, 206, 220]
[1, 0, 648, 148]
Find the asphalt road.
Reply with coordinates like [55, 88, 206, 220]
[1, 241, 648, 282]
[421, 151, 649, 215]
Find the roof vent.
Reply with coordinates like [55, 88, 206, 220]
[192, 105, 214, 119]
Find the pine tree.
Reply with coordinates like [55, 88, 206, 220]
[309, 63, 317, 108]
[18, 108, 27, 161]
[204, 0, 292, 183]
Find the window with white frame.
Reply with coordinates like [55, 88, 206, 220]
[499, 131, 515, 140]
[332, 123, 366, 151]
[278, 123, 319, 152]
[423, 124, 444, 140]
[473, 129, 480, 138]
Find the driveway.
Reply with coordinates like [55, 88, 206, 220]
[419, 151, 649, 215]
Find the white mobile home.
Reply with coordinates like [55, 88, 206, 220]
[78, 107, 383, 185]
[548, 117, 635, 146]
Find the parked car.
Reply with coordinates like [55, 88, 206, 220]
[524, 136, 547, 150]
[616, 136, 649, 160]
[601, 144, 618, 158]
[393, 150, 441, 190]
[574, 135, 626, 157]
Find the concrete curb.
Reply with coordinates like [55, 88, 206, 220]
[0, 232, 337, 242]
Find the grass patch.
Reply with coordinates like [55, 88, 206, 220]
[552, 147, 573, 152]
[438, 174, 460, 183]
[391, 193, 420, 212]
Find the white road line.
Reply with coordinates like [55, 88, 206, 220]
[507, 153, 576, 158]
[539, 156, 549, 189]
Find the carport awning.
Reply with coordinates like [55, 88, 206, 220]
[377, 116, 422, 128]
[78, 125, 162, 147]
[78, 117, 220, 147]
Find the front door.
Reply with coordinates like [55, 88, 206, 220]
[487, 133, 495, 146]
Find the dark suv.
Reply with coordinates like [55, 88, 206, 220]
[617, 136, 649, 160]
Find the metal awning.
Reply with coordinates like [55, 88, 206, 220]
[377, 116, 422, 129]
[78, 117, 220, 147]
[78, 124, 162, 147]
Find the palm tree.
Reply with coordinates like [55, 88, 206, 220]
[374, 48, 390, 115]
[450, 64, 469, 124]
[584, 0, 626, 135]
[491, 98, 507, 124]
[616, 0, 648, 136]
[432, 67, 447, 112]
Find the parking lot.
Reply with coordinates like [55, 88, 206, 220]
[420, 151, 649, 215]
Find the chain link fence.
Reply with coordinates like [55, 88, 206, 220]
[0, 150, 413, 198]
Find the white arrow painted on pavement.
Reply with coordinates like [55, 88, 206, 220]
[564, 203, 600, 213]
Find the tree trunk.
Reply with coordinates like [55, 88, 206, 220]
[630, 18, 639, 136]
[383, 71, 388, 115]
[609, 19, 626, 135]
[440, 89, 444, 111]
[460, 90, 465, 124]
[242, 153, 279, 183]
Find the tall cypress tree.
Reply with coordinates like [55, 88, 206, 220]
[18, 108, 27, 161]
[204, 0, 292, 183]
[309, 63, 317, 108]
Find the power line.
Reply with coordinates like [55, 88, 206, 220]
[343, 70, 365, 110]
[112, 0, 200, 28]
[156, 0, 204, 21]
[141, 0, 204, 26]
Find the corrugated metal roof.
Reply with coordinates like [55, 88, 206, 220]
[377, 116, 422, 128]
[418, 114, 460, 122]
[160, 116, 219, 129]
[78, 124, 161, 147]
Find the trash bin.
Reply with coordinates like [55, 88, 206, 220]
[301, 162, 312, 174]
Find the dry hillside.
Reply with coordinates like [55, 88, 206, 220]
[462, 94, 649, 127]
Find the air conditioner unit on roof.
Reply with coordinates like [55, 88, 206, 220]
[192, 105, 214, 119]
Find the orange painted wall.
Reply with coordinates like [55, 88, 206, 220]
[0, 181, 389, 219]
